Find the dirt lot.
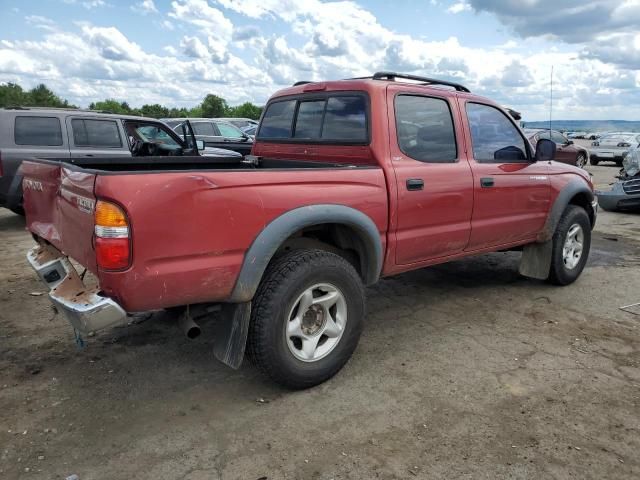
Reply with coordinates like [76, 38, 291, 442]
[1, 162, 639, 480]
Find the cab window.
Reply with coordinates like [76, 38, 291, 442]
[395, 95, 457, 163]
[466, 103, 528, 163]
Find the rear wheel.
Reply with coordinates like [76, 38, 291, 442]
[590, 157, 599, 166]
[247, 249, 365, 389]
[576, 153, 587, 168]
[547, 205, 591, 285]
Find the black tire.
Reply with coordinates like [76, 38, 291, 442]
[547, 205, 591, 285]
[9, 206, 25, 216]
[576, 153, 587, 168]
[590, 157, 599, 166]
[247, 249, 365, 389]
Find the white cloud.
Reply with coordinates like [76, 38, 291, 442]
[2, 0, 640, 119]
[131, 0, 158, 15]
[447, 2, 471, 14]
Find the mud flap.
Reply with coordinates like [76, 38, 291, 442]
[213, 302, 251, 369]
[519, 241, 552, 280]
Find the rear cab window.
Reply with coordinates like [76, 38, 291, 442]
[14, 116, 63, 146]
[257, 92, 369, 144]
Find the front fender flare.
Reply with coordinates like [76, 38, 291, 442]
[228, 204, 383, 303]
[537, 179, 594, 243]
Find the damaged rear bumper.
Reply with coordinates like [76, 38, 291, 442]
[27, 244, 127, 335]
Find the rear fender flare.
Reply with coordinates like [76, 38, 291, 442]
[228, 204, 383, 303]
[538, 179, 594, 242]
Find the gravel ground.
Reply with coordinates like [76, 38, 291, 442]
[0, 162, 639, 480]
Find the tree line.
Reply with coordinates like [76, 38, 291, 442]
[0, 82, 263, 120]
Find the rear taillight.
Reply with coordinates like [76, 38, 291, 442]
[95, 200, 130, 270]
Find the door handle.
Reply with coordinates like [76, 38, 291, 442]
[406, 178, 424, 191]
[480, 177, 494, 188]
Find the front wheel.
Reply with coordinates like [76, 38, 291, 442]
[576, 153, 587, 168]
[590, 157, 599, 166]
[547, 205, 591, 285]
[247, 249, 365, 389]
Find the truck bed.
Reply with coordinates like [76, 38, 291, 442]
[21, 156, 388, 312]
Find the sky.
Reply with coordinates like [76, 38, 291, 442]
[0, 0, 639, 121]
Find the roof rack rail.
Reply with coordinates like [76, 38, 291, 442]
[293, 81, 313, 86]
[371, 71, 470, 93]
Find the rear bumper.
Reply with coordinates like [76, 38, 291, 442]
[27, 244, 127, 335]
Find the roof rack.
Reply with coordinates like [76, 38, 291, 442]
[2, 106, 114, 113]
[371, 71, 470, 93]
[292, 81, 313, 86]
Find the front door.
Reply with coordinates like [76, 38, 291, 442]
[390, 89, 474, 265]
[460, 101, 551, 251]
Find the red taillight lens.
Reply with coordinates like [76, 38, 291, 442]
[95, 200, 130, 270]
[95, 237, 130, 270]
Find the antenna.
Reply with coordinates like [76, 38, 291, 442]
[549, 65, 554, 134]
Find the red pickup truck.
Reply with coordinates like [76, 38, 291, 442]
[22, 72, 597, 388]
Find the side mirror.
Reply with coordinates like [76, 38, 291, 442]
[567, 140, 574, 145]
[196, 140, 205, 151]
[535, 138, 556, 162]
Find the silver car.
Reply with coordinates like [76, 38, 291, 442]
[589, 132, 640, 166]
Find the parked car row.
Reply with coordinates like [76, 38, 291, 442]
[589, 132, 640, 166]
[0, 108, 245, 214]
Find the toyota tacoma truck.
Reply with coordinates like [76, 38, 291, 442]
[21, 72, 597, 389]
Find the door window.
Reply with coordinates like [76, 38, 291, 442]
[217, 122, 244, 139]
[71, 119, 122, 148]
[466, 103, 528, 163]
[192, 122, 217, 136]
[14, 116, 63, 146]
[551, 131, 568, 144]
[395, 95, 457, 163]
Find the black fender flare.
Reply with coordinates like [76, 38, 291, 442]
[228, 204, 383, 303]
[537, 179, 595, 242]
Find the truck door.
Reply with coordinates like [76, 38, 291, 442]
[390, 88, 474, 265]
[66, 117, 131, 158]
[460, 100, 550, 250]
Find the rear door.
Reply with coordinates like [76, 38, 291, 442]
[461, 100, 550, 250]
[21, 160, 98, 272]
[390, 87, 474, 264]
[66, 116, 131, 158]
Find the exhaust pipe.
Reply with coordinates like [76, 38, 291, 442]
[179, 310, 201, 339]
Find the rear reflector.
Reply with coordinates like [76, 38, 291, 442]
[95, 200, 130, 270]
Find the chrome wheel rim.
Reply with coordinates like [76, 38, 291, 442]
[284, 283, 347, 362]
[577, 154, 586, 167]
[562, 223, 584, 270]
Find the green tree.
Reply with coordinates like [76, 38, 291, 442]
[200, 94, 228, 118]
[140, 103, 169, 119]
[227, 102, 262, 120]
[27, 84, 72, 108]
[0, 82, 28, 107]
[89, 99, 135, 114]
